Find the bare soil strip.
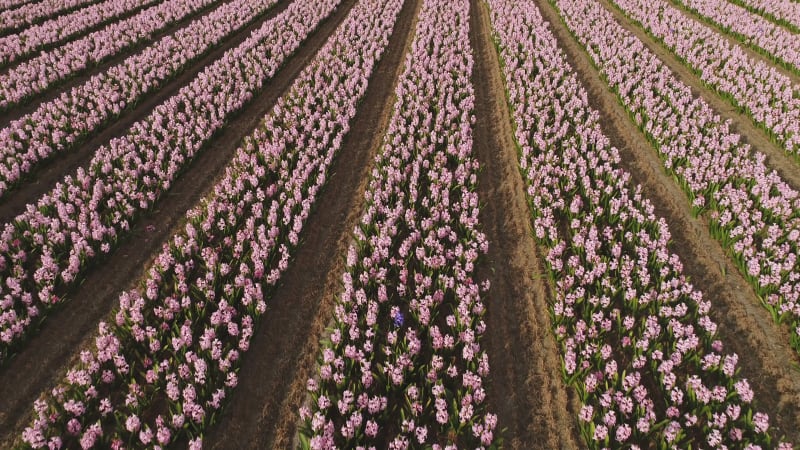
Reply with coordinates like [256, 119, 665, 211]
[469, 1, 583, 448]
[593, 0, 800, 194]
[0, 0, 290, 225]
[200, 1, 421, 448]
[0, 1, 360, 444]
[535, 0, 800, 442]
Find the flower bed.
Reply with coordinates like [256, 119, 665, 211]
[487, 0, 790, 447]
[608, 0, 800, 157]
[0, 0, 163, 67]
[300, 0, 499, 448]
[556, 0, 800, 370]
[0, 0, 278, 196]
[19, 0, 403, 446]
[0, 0, 340, 363]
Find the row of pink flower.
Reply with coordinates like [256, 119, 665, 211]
[19, 0, 400, 446]
[0, 0, 337, 364]
[609, 0, 800, 157]
[675, 0, 800, 75]
[0, 0, 275, 199]
[0, 0, 220, 110]
[301, 1, 498, 448]
[488, 0, 785, 447]
[733, 0, 800, 33]
[0, 0, 162, 67]
[558, 0, 800, 361]
[0, 0, 101, 34]
[0, 0, 35, 14]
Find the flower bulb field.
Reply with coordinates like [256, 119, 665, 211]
[1, 0, 800, 448]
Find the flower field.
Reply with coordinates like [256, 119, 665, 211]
[0, 0, 798, 448]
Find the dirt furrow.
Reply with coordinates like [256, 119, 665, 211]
[0, 0, 289, 225]
[469, 1, 583, 448]
[200, 1, 421, 449]
[535, 0, 800, 442]
[593, 0, 800, 193]
[0, 1, 359, 443]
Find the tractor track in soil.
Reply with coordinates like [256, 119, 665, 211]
[202, 0, 421, 447]
[470, 1, 583, 448]
[0, 0, 360, 444]
[536, 0, 800, 442]
[0, 0, 290, 224]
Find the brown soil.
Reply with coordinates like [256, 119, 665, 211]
[0, 1, 360, 444]
[0, 0, 290, 224]
[200, 1, 420, 448]
[536, 0, 800, 442]
[469, 1, 583, 448]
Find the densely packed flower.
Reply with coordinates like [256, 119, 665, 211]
[0, 0, 338, 363]
[0, 0, 279, 196]
[674, 0, 800, 74]
[0, 0, 162, 67]
[486, 0, 791, 447]
[556, 0, 800, 370]
[301, 0, 499, 448]
[0, 0, 224, 109]
[607, 0, 800, 157]
[0, 0, 99, 34]
[19, 0, 403, 446]
[730, 0, 800, 33]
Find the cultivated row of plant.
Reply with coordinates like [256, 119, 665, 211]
[0, 0, 341, 364]
[556, 0, 800, 359]
[728, 0, 800, 34]
[0, 0, 275, 197]
[0, 0, 35, 14]
[673, 0, 800, 76]
[607, 0, 800, 158]
[301, 1, 499, 448]
[18, 0, 404, 446]
[0, 0, 163, 67]
[0, 0, 221, 109]
[0, 0, 101, 34]
[486, 0, 786, 447]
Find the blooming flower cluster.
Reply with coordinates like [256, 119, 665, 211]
[300, 1, 499, 448]
[19, 0, 401, 446]
[0, 0, 221, 110]
[486, 0, 791, 447]
[0, 0, 99, 34]
[674, 0, 800, 75]
[0, 0, 339, 363]
[731, 0, 800, 33]
[0, 0, 162, 67]
[555, 0, 800, 357]
[0, 0, 276, 196]
[0, 0, 36, 14]
[608, 0, 800, 157]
